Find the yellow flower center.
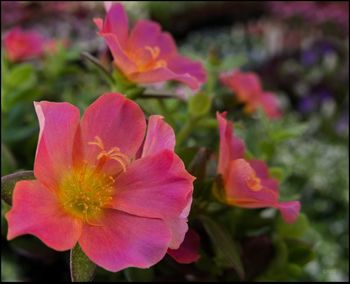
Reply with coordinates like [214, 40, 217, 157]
[59, 136, 130, 224]
[59, 164, 114, 224]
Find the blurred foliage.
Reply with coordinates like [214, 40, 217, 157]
[1, 1, 349, 282]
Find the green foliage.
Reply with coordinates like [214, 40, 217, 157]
[70, 244, 96, 282]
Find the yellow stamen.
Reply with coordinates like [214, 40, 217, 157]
[246, 174, 262, 191]
[89, 136, 130, 172]
[145, 45, 160, 59]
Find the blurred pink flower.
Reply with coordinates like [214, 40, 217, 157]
[216, 112, 300, 223]
[220, 70, 282, 119]
[3, 27, 46, 62]
[94, 3, 207, 90]
[6, 93, 195, 272]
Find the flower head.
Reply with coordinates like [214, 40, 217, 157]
[94, 3, 207, 90]
[220, 71, 282, 119]
[6, 93, 195, 272]
[216, 112, 300, 223]
[3, 27, 46, 62]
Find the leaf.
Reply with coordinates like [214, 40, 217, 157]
[1, 171, 35, 205]
[188, 147, 210, 180]
[199, 215, 245, 280]
[6, 63, 36, 91]
[188, 93, 211, 118]
[276, 213, 309, 239]
[1, 143, 17, 176]
[70, 243, 96, 282]
[285, 239, 315, 266]
[124, 267, 154, 282]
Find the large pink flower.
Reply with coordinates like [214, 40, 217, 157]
[217, 112, 300, 223]
[220, 71, 282, 119]
[3, 27, 46, 62]
[94, 3, 207, 90]
[6, 93, 195, 272]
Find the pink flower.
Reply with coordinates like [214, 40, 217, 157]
[3, 27, 46, 62]
[94, 3, 207, 90]
[220, 71, 282, 119]
[167, 229, 200, 264]
[217, 112, 300, 223]
[6, 93, 195, 272]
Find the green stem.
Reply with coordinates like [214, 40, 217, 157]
[176, 116, 199, 148]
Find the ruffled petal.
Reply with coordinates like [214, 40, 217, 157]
[34, 101, 80, 189]
[79, 93, 146, 175]
[216, 112, 245, 176]
[6, 180, 82, 251]
[111, 150, 195, 219]
[79, 209, 171, 272]
[167, 229, 200, 264]
[141, 115, 175, 158]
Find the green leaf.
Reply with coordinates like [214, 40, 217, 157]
[7, 63, 36, 91]
[276, 213, 309, 239]
[199, 215, 245, 280]
[188, 147, 210, 180]
[188, 93, 211, 118]
[285, 239, 315, 266]
[1, 171, 35, 205]
[70, 243, 96, 282]
[269, 167, 286, 182]
[1, 143, 17, 176]
[124, 267, 154, 282]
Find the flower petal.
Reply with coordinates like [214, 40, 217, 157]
[216, 112, 245, 176]
[6, 180, 82, 251]
[129, 20, 177, 59]
[97, 32, 136, 75]
[167, 55, 207, 86]
[165, 196, 192, 249]
[111, 150, 195, 219]
[225, 159, 278, 208]
[101, 3, 128, 48]
[129, 66, 202, 90]
[278, 201, 301, 224]
[260, 92, 282, 119]
[167, 229, 200, 264]
[80, 93, 146, 175]
[79, 209, 171, 272]
[141, 115, 175, 158]
[248, 159, 278, 192]
[34, 101, 80, 189]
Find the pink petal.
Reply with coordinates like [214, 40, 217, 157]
[34, 101, 80, 189]
[216, 112, 245, 176]
[167, 229, 200, 264]
[278, 201, 301, 224]
[6, 180, 82, 251]
[225, 159, 278, 208]
[97, 32, 136, 75]
[260, 92, 282, 119]
[128, 20, 177, 60]
[165, 196, 192, 249]
[167, 55, 207, 86]
[79, 209, 171, 272]
[141, 115, 175, 158]
[248, 160, 279, 192]
[129, 66, 202, 90]
[79, 93, 146, 175]
[111, 150, 195, 219]
[221, 71, 262, 102]
[101, 3, 128, 48]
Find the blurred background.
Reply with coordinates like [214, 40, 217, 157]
[1, 1, 349, 282]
